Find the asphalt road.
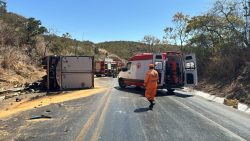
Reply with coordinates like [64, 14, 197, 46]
[0, 77, 250, 141]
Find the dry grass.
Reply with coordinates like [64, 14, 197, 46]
[0, 47, 46, 89]
[204, 55, 243, 82]
[196, 58, 250, 105]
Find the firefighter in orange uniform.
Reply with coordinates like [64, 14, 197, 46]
[144, 64, 159, 110]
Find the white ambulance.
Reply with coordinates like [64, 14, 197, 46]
[118, 52, 198, 92]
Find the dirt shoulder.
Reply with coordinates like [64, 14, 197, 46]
[195, 79, 250, 106]
[0, 66, 46, 91]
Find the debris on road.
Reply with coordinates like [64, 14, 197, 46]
[0, 96, 5, 101]
[25, 80, 46, 93]
[134, 108, 149, 113]
[15, 97, 21, 102]
[224, 99, 238, 109]
[45, 110, 51, 113]
[29, 115, 52, 120]
[4, 92, 20, 99]
[64, 128, 70, 133]
[57, 103, 64, 108]
[0, 87, 25, 94]
[29, 89, 35, 93]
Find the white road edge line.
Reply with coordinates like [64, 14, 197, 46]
[182, 88, 250, 114]
[169, 97, 247, 141]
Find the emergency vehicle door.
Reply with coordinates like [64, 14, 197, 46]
[184, 53, 198, 86]
[123, 62, 132, 79]
[153, 54, 164, 86]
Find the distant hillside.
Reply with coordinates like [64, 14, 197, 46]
[96, 41, 179, 60]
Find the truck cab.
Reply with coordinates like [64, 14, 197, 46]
[118, 52, 197, 92]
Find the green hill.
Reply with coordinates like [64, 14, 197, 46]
[96, 41, 178, 60]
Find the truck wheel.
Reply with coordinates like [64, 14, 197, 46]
[118, 78, 126, 89]
[135, 86, 142, 90]
[167, 89, 175, 94]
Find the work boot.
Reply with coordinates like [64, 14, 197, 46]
[149, 100, 155, 110]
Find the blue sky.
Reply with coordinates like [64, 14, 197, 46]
[7, 0, 212, 43]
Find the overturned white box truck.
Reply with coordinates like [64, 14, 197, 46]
[45, 56, 94, 91]
[118, 52, 197, 92]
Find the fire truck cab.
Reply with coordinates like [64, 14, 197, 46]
[95, 58, 117, 77]
[118, 52, 197, 92]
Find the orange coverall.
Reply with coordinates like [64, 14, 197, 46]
[144, 69, 159, 101]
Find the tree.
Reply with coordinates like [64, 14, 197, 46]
[186, 0, 246, 51]
[43, 28, 58, 56]
[94, 45, 99, 54]
[25, 18, 48, 44]
[0, 0, 7, 15]
[142, 35, 160, 53]
[24, 17, 48, 58]
[62, 32, 71, 39]
[164, 12, 190, 51]
[212, 0, 247, 47]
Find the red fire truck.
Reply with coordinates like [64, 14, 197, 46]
[95, 58, 117, 77]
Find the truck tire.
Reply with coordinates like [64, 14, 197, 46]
[118, 78, 126, 89]
[135, 86, 142, 90]
[167, 89, 175, 94]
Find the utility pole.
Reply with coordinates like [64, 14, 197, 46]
[244, 0, 250, 45]
[75, 40, 78, 55]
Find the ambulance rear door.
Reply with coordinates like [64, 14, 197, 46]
[153, 53, 165, 86]
[184, 53, 198, 86]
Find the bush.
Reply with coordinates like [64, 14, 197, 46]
[202, 49, 245, 82]
[0, 48, 29, 72]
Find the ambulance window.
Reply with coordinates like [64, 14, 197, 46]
[127, 62, 132, 70]
[155, 61, 163, 70]
[155, 55, 162, 59]
[186, 56, 192, 60]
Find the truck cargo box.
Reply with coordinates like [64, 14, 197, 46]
[46, 56, 94, 91]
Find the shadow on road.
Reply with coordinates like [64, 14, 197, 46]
[134, 107, 149, 113]
[174, 93, 193, 98]
[114, 86, 167, 97]
[114, 86, 194, 98]
[114, 86, 144, 96]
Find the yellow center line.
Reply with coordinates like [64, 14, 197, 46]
[90, 87, 113, 141]
[75, 83, 114, 141]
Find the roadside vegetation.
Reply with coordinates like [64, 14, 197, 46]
[164, 0, 250, 104]
[0, 0, 249, 104]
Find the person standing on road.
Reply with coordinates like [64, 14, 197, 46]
[144, 64, 159, 110]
